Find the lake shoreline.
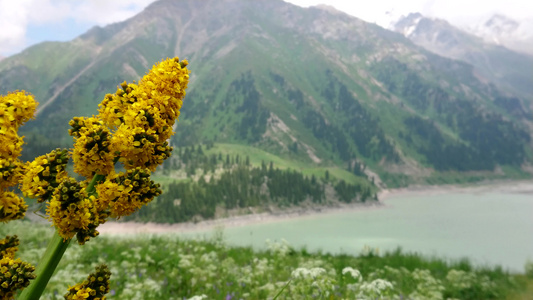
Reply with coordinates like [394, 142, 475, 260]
[98, 179, 533, 235]
[379, 178, 533, 200]
[98, 201, 384, 235]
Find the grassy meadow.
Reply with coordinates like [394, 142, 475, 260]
[3, 220, 531, 300]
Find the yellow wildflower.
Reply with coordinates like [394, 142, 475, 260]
[75, 195, 110, 245]
[95, 167, 161, 218]
[136, 57, 189, 127]
[0, 256, 36, 299]
[0, 90, 38, 129]
[64, 264, 111, 300]
[99, 58, 189, 131]
[110, 125, 171, 171]
[0, 127, 24, 160]
[70, 117, 115, 178]
[0, 236, 19, 259]
[46, 178, 96, 241]
[19, 149, 69, 202]
[0, 158, 22, 190]
[98, 82, 139, 129]
[122, 100, 172, 140]
[64, 285, 92, 299]
[96, 57, 188, 171]
[0, 191, 27, 222]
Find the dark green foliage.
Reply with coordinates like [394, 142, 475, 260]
[132, 146, 372, 223]
[456, 111, 530, 166]
[372, 57, 530, 171]
[380, 173, 411, 188]
[317, 71, 399, 162]
[334, 179, 372, 203]
[402, 116, 488, 171]
[302, 110, 353, 161]
[232, 72, 270, 142]
[402, 113, 530, 171]
[494, 95, 532, 120]
[287, 88, 304, 109]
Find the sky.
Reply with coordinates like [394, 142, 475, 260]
[0, 0, 532, 57]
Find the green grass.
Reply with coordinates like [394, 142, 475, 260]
[150, 174, 191, 189]
[203, 143, 371, 188]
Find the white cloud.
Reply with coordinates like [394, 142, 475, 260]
[70, 0, 157, 25]
[0, 0, 157, 56]
[0, 0, 32, 55]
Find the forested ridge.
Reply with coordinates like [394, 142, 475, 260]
[127, 144, 377, 223]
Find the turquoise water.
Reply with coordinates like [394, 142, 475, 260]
[181, 190, 533, 272]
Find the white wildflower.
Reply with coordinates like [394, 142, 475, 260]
[342, 267, 362, 281]
[188, 295, 208, 300]
[291, 267, 326, 279]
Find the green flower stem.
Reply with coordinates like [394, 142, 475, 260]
[19, 173, 106, 299]
[86, 174, 106, 195]
[18, 231, 70, 299]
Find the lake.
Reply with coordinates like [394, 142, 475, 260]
[179, 183, 533, 273]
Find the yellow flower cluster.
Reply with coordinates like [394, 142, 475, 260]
[1, 58, 188, 299]
[0, 91, 37, 297]
[69, 117, 115, 178]
[12, 57, 187, 247]
[0, 159, 22, 191]
[0, 91, 38, 128]
[96, 167, 161, 218]
[109, 125, 173, 171]
[64, 264, 110, 300]
[0, 191, 27, 222]
[99, 57, 189, 171]
[0, 236, 19, 259]
[0, 257, 36, 299]
[46, 178, 106, 243]
[0, 91, 37, 222]
[19, 148, 69, 202]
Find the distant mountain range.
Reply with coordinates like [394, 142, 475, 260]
[0, 0, 531, 186]
[392, 12, 533, 101]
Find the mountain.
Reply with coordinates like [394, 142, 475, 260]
[0, 0, 531, 186]
[466, 14, 533, 56]
[392, 13, 533, 102]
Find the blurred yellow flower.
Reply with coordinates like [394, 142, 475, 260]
[0, 256, 36, 298]
[0, 91, 38, 129]
[0, 236, 19, 259]
[64, 264, 111, 300]
[0, 191, 27, 222]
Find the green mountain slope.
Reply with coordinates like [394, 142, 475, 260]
[0, 0, 531, 185]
